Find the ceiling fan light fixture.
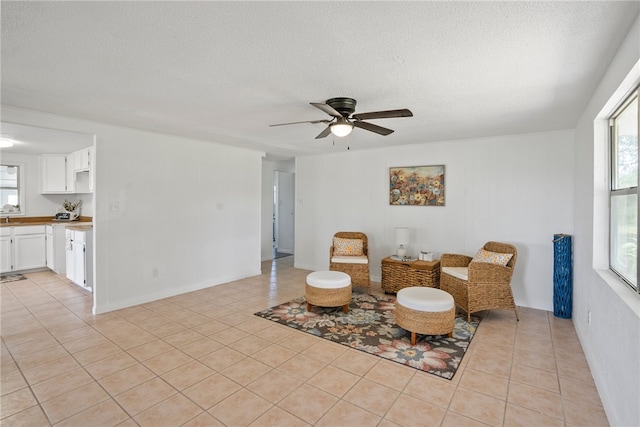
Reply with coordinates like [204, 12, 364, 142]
[330, 120, 353, 137]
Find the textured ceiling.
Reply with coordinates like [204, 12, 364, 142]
[1, 1, 638, 159]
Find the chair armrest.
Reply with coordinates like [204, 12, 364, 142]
[468, 262, 513, 283]
[441, 253, 473, 268]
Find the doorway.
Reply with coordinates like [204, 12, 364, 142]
[273, 171, 294, 258]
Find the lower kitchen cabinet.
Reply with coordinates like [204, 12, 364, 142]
[1, 226, 47, 274]
[66, 227, 93, 291]
[46, 224, 67, 274]
[0, 228, 11, 273]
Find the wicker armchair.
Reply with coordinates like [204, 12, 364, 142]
[440, 241, 518, 321]
[329, 232, 370, 289]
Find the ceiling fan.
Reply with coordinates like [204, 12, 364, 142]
[269, 97, 413, 139]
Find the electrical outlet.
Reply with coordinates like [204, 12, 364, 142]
[152, 268, 159, 278]
[588, 310, 592, 325]
[108, 201, 120, 212]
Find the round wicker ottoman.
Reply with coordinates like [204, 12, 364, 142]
[306, 271, 352, 314]
[396, 287, 455, 345]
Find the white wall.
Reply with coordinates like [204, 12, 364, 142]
[260, 158, 294, 260]
[2, 106, 265, 314]
[275, 170, 295, 254]
[0, 152, 94, 217]
[572, 15, 640, 427]
[295, 129, 574, 311]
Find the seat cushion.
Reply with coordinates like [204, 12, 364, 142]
[330, 255, 369, 264]
[396, 287, 454, 312]
[306, 271, 351, 288]
[441, 266, 469, 281]
[333, 237, 364, 256]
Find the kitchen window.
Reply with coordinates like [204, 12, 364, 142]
[0, 163, 24, 215]
[610, 88, 639, 292]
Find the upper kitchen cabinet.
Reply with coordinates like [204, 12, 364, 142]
[40, 148, 94, 194]
[71, 147, 90, 172]
[40, 154, 74, 193]
[70, 147, 93, 193]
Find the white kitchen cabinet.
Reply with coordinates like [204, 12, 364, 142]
[46, 225, 54, 270]
[74, 170, 92, 194]
[66, 227, 93, 290]
[46, 224, 67, 274]
[40, 154, 75, 193]
[14, 226, 47, 271]
[40, 154, 67, 193]
[71, 148, 90, 172]
[41, 148, 94, 194]
[72, 147, 92, 193]
[0, 228, 11, 274]
[65, 229, 75, 283]
[66, 157, 76, 193]
[1, 226, 47, 273]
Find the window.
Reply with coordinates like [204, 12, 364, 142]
[0, 164, 24, 215]
[610, 88, 639, 292]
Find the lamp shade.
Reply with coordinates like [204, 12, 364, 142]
[330, 117, 353, 137]
[394, 227, 410, 245]
[330, 122, 353, 137]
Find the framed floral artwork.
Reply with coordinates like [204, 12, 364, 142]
[389, 165, 445, 206]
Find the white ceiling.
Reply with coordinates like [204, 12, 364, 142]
[1, 122, 94, 155]
[1, 1, 638, 159]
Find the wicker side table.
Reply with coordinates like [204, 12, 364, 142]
[381, 257, 441, 293]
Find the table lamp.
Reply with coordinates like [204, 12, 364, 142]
[395, 227, 410, 258]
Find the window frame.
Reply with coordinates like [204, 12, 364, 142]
[609, 87, 639, 293]
[0, 162, 26, 216]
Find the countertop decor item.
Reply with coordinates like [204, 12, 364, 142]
[61, 199, 82, 220]
[254, 293, 480, 380]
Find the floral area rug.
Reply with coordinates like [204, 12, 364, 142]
[254, 293, 480, 380]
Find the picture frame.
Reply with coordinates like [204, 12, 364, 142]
[389, 165, 445, 206]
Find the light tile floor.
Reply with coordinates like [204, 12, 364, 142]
[1, 257, 609, 426]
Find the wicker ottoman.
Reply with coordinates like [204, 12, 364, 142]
[306, 271, 352, 314]
[396, 287, 455, 345]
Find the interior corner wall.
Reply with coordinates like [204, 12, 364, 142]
[294, 129, 575, 312]
[260, 158, 295, 261]
[572, 15, 640, 427]
[1, 105, 265, 314]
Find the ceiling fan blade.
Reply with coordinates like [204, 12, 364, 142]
[310, 102, 342, 118]
[315, 126, 332, 139]
[269, 119, 331, 127]
[353, 121, 394, 136]
[352, 109, 413, 121]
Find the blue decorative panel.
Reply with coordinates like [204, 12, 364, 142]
[553, 234, 573, 319]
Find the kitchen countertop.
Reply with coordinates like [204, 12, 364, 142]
[0, 216, 93, 227]
[66, 224, 93, 231]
